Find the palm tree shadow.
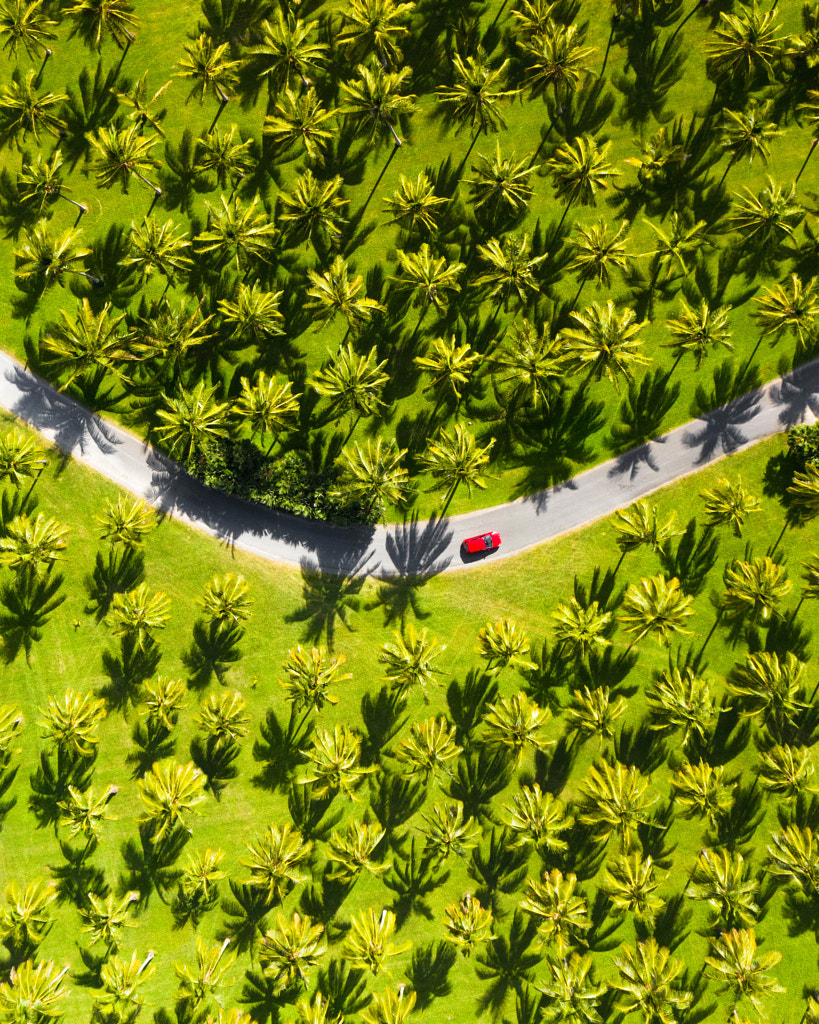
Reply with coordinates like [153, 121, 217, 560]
[612, 34, 687, 129]
[606, 369, 681, 454]
[182, 620, 244, 689]
[659, 518, 720, 597]
[286, 552, 373, 652]
[405, 941, 456, 1009]
[366, 513, 453, 624]
[99, 637, 161, 710]
[0, 571, 66, 665]
[85, 546, 145, 622]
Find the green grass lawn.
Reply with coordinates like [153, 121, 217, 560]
[1, 399, 819, 1022]
[0, 0, 816, 523]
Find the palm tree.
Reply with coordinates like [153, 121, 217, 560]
[795, 89, 819, 182]
[279, 645, 351, 719]
[605, 853, 664, 925]
[475, 233, 547, 311]
[686, 848, 759, 928]
[569, 219, 634, 303]
[671, 759, 734, 827]
[665, 299, 733, 371]
[520, 869, 590, 956]
[392, 243, 465, 316]
[79, 891, 138, 953]
[552, 598, 612, 663]
[443, 894, 493, 956]
[611, 939, 692, 1024]
[0, 881, 57, 962]
[642, 212, 708, 286]
[219, 284, 284, 350]
[306, 256, 384, 331]
[42, 300, 131, 391]
[383, 173, 447, 237]
[579, 760, 657, 850]
[758, 744, 814, 798]
[58, 783, 118, 844]
[123, 216, 192, 291]
[645, 666, 714, 749]
[88, 124, 161, 195]
[491, 318, 564, 411]
[0, 513, 68, 577]
[344, 909, 409, 973]
[420, 424, 495, 512]
[111, 72, 170, 135]
[144, 676, 187, 732]
[17, 151, 87, 220]
[727, 650, 807, 739]
[567, 686, 627, 749]
[510, 0, 557, 40]
[339, 0, 415, 68]
[419, 801, 481, 863]
[619, 574, 694, 647]
[174, 938, 235, 1020]
[263, 87, 336, 160]
[196, 195, 277, 275]
[414, 335, 480, 404]
[788, 464, 819, 528]
[195, 125, 254, 192]
[0, 961, 70, 1023]
[258, 912, 326, 993]
[728, 178, 804, 256]
[466, 142, 537, 219]
[721, 557, 791, 626]
[247, 10, 328, 94]
[798, 553, 819, 619]
[436, 48, 518, 163]
[13, 221, 92, 294]
[704, 929, 784, 1017]
[138, 760, 205, 843]
[155, 381, 232, 464]
[546, 135, 620, 232]
[94, 951, 155, 1024]
[504, 783, 571, 855]
[395, 716, 461, 779]
[131, 300, 214, 391]
[107, 583, 170, 651]
[40, 690, 106, 760]
[96, 495, 153, 547]
[0, 0, 56, 59]
[310, 343, 389, 433]
[538, 953, 606, 1024]
[705, 2, 783, 93]
[278, 170, 348, 248]
[67, 0, 138, 51]
[562, 301, 650, 394]
[612, 500, 680, 557]
[0, 71, 66, 147]
[0, 430, 47, 491]
[332, 439, 410, 517]
[753, 274, 819, 352]
[174, 34, 240, 129]
[477, 619, 536, 674]
[340, 63, 417, 149]
[301, 725, 373, 798]
[198, 691, 250, 749]
[236, 373, 299, 454]
[242, 824, 311, 905]
[717, 104, 782, 189]
[700, 477, 761, 537]
[482, 693, 551, 766]
[379, 624, 446, 702]
[200, 574, 252, 631]
[361, 988, 416, 1024]
[522, 21, 595, 115]
[766, 825, 819, 895]
[327, 821, 386, 883]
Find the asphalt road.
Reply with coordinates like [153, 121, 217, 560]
[1, 348, 818, 580]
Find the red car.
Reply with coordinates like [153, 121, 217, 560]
[462, 531, 501, 555]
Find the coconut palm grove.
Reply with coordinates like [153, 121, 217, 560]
[8, 0, 819, 1022]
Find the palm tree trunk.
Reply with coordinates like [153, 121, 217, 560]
[553, 200, 573, 242]
[738, 333, 764, 385]
[790, 594, 805, 623]
[716, 158, 733, 192]
[34, 48, 52, 87]
[529, 119, 554, 169]
[667, 1, 705, 49]
[698, 608, 722, 658]
[440, 480, 459, 517]
[796, 138, 819, 185]
[570, 273, 589, 311]
[113, 34, 134, 79]
[489, 0, 510, 29]
[356, 144, 400, 222]
[22, 461, 48, 505]
[455, 129, 482, 183]
[208, 90, 230, 135]
[599, 18, 618, 79]
[342, 412, 361, 448]
[663, 350, 685, 382]
[769, 519, 789, 558]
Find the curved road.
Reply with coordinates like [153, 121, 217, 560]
[1, 349, 818, 580]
